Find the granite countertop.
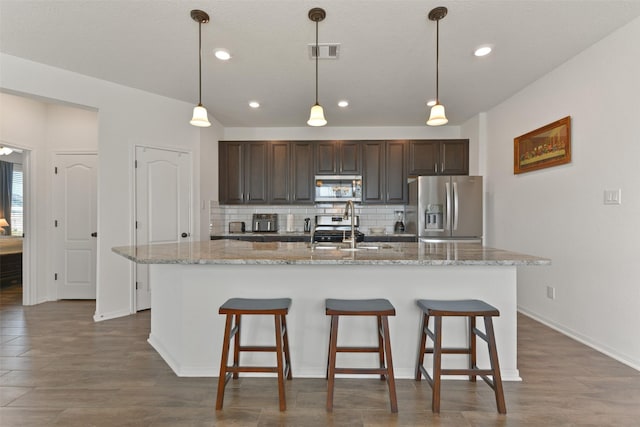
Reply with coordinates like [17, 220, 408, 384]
[0, 237, 23, 255]
[112, 240, 550, 266]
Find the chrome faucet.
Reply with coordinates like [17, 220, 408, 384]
[343, 200, 357, 249]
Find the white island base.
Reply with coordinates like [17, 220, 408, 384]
[147, 263, 520, 381]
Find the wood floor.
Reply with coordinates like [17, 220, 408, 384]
[1, 282, 639, 426]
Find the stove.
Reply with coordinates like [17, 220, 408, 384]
[312, 215, 365, 243]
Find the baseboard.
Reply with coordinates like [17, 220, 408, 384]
[93, 308, 132, 322]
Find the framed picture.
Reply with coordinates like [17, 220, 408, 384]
[514, 116, 571, 174]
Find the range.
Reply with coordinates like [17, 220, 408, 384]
[312, 214, 364, 243]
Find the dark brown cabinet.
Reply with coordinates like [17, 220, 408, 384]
[315, 141, 361, 175]
[386, 140, 408, 203]
[408, 139, 469, 176]
[290, 142, 315, 204]
[362, 140, 408, 204]
[218, 141, 268, 204]
[220, 141, 315, 205]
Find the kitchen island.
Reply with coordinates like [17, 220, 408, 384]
[113, 240, 549, 380]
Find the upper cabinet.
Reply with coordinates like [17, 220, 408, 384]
[408, 139, 469, 176]
[220, 139, 467, 205]
[362, 140, 408, 204]
[219, 141, 268, 204]
[220, 141, 315, 205]
[315, 141, 361, 175]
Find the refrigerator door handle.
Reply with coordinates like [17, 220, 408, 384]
[445, 181, 451, 231]
[453, 181, 459, 230]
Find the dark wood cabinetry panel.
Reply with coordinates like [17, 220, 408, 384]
[362, 141, 385, 203]
[440, 140, 469, 175]
[408, 139, 469, 176]
[315, 140, 361, 175]
[386, 140, 408, 203]
[219, 142, 244, 204]
[291, 142, 315, 204]
[244, 142, 269, 203]
[269, 142, 290, 203]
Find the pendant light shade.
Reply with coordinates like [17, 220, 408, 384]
[308, 103, 327, 127]
[426, 7, 448, 126]
[307, 8, 327, 127]
[190, 9, 211, 128]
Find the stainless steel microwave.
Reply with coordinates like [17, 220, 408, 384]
[314, 175, 362, 203]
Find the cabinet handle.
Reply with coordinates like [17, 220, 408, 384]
[434, 164, 438, 173]
[441, 162, 444, 173]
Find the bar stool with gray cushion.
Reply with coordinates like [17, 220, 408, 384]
[216, 298, 292, 411]
[415, 299, 506, 414]
[325, 298, 398, 413]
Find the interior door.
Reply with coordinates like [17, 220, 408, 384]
[135, 146, 191, 311]
[53, 153, 97, 299]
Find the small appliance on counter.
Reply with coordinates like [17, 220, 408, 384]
[228, 221, 245, 233]
[312, 214, 364, 243]
[304, 218, 311, 233]
[393, 210, 405, 233]
[252, 213, 278, 232]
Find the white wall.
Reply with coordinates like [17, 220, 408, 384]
[0, 54, 209, 320]
[477, 16, 640, 369]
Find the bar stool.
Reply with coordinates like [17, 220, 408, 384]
[325, 298, 398, 413]
[415, 299, 506, 414]
[216, 298, 292, 411]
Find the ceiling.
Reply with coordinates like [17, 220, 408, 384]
[2, 0, 640, 128]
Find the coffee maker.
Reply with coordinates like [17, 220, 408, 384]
[394, 210, 405, 233]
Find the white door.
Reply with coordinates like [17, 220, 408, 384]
[135, 146, 191, 311]
[53, 153, 98, 299]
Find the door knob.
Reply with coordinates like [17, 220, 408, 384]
[91, 232, 98, 237]
[181, 232, 188, 238]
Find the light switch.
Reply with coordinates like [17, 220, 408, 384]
[604, 189, 622, 205]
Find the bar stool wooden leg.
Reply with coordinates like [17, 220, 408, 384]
[484, 316, 507, 414]
[381, 316, 398, 413]
[216, 314, 234, 410]
[232, 314, 241, 379]
[469, 316, 477, 382]
[377, 315, 386, 380]
[431, 316, 443, 413]
[415, 313, 429, 380]
[326, 315, 339, 412]
[281, 315, 293, 380]
[274, 314, 286, 411]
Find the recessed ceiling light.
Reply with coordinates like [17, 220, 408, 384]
[426, 100, 436, 107]
[249, 101, 260, 108]
[338, 100, 349, 108]
[214, 49, 231, 60]
[474, 46, 492, 57]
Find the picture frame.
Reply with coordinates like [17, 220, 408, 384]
[514, 116, 571, 174]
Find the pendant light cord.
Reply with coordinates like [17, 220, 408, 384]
[198, 21, 203, 105]
[435, 18, 439, 104]
[314, 20, 319, 105]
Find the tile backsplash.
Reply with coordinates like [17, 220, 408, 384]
[210, 202, 405, 235]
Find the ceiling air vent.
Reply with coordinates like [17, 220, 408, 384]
[309, 43, 340, 59]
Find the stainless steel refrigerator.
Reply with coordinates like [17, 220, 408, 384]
[406, 176, 483, 242]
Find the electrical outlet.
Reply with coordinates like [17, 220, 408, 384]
[546, 286, 555, 300]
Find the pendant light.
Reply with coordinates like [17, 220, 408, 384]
[426, 7, 448, 126]
[307, 8, 327, 127]
[190, 9, 211, 127]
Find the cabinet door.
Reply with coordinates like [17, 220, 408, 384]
[339, 141, 362, 174]
[386, 140, 408, 203]
[315, 141, 337, 175]
[291, 142, 315, 204]
[362, 141, 385, 203]
[244, 142, 268, 204]
[269, 142, 290, 203]
[440, 140, 469, 175]
[219, 142, 244, 204]
[408, 140, 440, 175]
